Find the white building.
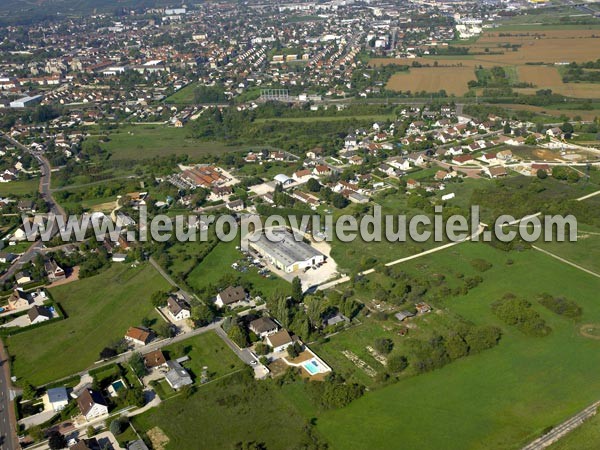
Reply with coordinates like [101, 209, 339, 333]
[45, 387, 69, 412]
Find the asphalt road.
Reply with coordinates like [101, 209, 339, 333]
[0, 342, 19, 450]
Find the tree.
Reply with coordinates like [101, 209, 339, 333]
[374, 338, 394, 355]
[191, 303, 216, 326]
[48, 431, 67, 450]
[536, 169, 548, 179]
[228, 323, 249, 348]
[109, 418, 127, 436]
[387, 354, 409, 373]
[125, 387, 145, 407]
[306, 177, 321, 192]
[291, 276, 303, 303]
[155, 322, 176, 338]
[129, 352, 146, 378]
[100, 347, 117, 359]
[561, 122, 574, 134]
[180, 384, 196, 399]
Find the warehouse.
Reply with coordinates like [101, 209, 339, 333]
[9, 95, 43, 108]
[249, 229, 325, 273]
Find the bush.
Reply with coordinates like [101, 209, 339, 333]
[537, 293, 582, 319]
[374, 338, 394, 355]
[470, 258, 493, 272]
[387, 354, 408, 373]
[491, 294, 551, 337]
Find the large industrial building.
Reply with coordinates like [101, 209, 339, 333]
[9, 95, 43, 108]
[249, 229, 325, 273]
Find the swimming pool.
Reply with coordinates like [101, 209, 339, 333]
[303, 360, 320, 375]
[111, 380, 125, 391]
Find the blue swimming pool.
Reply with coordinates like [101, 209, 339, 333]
[111, 380, 125, 391]
[303, 360, 320, 375]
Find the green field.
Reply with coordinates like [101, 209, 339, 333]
[86, 125, 245, 160]
[535, 224, 600, 274]
[316, 242, 600, 450]
[0, 178, 39, 196]
[254, 114, 395, 123]
[133, 371, 316, 450]
[165, 83, 197, 104]
[548, 412, 600, 450]
[7, 263, 169, 386]
[186, 240, 291, 298]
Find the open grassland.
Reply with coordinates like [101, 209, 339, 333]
[133, 372, 315, 450]
[548, 411, 600, 450]
[317, 243, 600, 450]
[7, 263, 169, 386]
[0, 178, 39, 196]
[87, 125, 245, 160]
[386, 67, 475, 95]
[254, 114, 395, 123]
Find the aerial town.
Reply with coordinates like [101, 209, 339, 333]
[0, 0, 600, 449]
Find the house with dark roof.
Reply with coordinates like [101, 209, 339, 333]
[77, 389, 108, 420]
[167, 294, 191, 321]
[44, 259, 66, 282]
[28, 305, 52, 324]
[215, 286, 248, 309]
[249, 317, 279, 338]
[70, 438, 101, 450]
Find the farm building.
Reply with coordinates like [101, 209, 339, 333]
[248, 229, 325, 273]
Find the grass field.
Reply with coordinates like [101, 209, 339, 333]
[7, 263, 169, 386]
[535, 224, 600, 274]
[186, 240, 292, 298]
[548, 411, 600, 450]
[86, 125, 245, 160]
[254, 114, 395, 123]
[0, 178, 39, 196]
[133, 372, 315, 450]
[165, 83, 197, 104]
[316, 242, 600, 450]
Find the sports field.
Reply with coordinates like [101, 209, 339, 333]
[6, 263, 169, 386]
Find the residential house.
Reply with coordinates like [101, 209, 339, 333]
[486, 166, 508, 178]
[70, 438, 101, 450]
[322, 311, 349, 327]
[293, 169, 313, 183]
[8, 288, 33, 309]
[15, 271, 32, 285]
[165, 360, 193, 390]
[144, 350, 168, 370]
[306, 147, 323, 159]
[406, 179, 420, 190]
[77, 389, 108, 421]
[496, 149, 513, 161]
[312, 165, 331, 176]
[28, 305, 52, 324]
[0, 252, 15, 264]
[226, 199, 244, 212]
[265, 329, 294, 353]
[249, 317, 279, 338]
[215, 286, 248, 309]
[127, 441, 150, 450]
[452, 154, 474, 165]
[45, 387, 69, 412]
[124, 327, 151, 346]
[167, 294, 191, 321]
[546, 127, 562, 138]
[387, 156, 411, 171]
[44, 259, 66, 282]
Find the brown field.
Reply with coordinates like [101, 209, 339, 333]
[515, 66, 600, 98]
[386, 67, 475, 95]
[372, 28, 600, 99]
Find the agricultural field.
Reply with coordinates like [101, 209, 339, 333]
[6, 263, 169, 386]
[376, 27, 600, 99]
[85, 124, 246, 161]
[316, 242, 600, 450]
[387, 67, 475, 95]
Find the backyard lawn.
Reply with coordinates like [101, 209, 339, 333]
[315, 242, 600, 450]
[7, 263, 169, 386]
